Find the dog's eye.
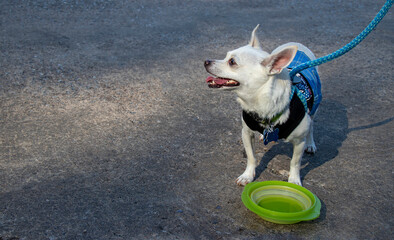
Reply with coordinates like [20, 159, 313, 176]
[228, 58, 237, 66]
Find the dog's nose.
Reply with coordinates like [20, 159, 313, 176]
[204, 60, 212, 66]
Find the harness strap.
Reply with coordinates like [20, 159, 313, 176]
[291, 85, 309, 114]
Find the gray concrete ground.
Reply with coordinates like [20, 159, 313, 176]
[0, 0, 393, 239]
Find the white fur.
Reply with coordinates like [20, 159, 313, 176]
[204, 25, 319, 186]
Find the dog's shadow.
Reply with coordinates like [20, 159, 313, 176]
[254, 100, 393, 181]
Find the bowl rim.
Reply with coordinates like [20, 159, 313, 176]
[242, 181, 321, 222]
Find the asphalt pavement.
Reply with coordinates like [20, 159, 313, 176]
[0, 0, 393, 239]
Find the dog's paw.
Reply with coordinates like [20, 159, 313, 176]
[236, 173, 254, 186]
[288, 175, 302, 186]
[305, 143, 317, 154]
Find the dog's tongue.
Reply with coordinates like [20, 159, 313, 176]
[206, 76, 230, 85]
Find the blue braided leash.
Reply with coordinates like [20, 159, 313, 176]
[289, 0, 393, 80]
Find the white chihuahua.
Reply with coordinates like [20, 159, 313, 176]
[204, 25, 322, 186]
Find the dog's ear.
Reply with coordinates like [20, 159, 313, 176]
[249, 24, 261, 49]
[262, 46, 298, 75]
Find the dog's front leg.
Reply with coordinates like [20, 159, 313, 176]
[236, 121, 256, 186]
[288, 140, 306, 186]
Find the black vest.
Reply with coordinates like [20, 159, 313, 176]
[242, 94, 306, 140]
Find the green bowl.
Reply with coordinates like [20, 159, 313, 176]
[242, 181, 321, 224]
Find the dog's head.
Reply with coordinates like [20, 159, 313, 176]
[204, 25, 297, 92]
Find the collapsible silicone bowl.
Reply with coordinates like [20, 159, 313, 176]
[242, 181, 321, 224]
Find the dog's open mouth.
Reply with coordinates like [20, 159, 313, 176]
[206, 76, 240, 88]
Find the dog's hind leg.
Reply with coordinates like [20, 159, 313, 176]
[305, 114, 317, 154]
[288, 140, 305, 186]
[305, 120, 317, 154]
[236, 121, 256, 186]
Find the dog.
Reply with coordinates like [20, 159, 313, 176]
[204, 25, 322, 186]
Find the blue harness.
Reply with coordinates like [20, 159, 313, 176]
[288, 50, 322, 115]
[242, 50, 322, 145]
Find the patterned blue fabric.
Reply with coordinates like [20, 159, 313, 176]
[288, 51, 322, 115]
[295, 76, 313, 103]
